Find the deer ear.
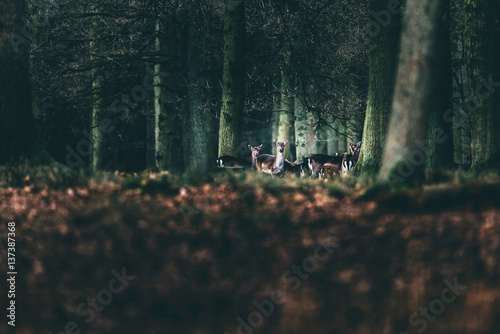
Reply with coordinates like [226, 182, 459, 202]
[257, 144, 262, 149]
[284, 140, 288, 145]
[273, 140, 277, 145]
[248, 145, 252, 149]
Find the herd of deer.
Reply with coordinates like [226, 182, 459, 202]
[216, 140, 362, 179]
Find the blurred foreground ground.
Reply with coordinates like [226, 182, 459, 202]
[0, 169, 499, 334]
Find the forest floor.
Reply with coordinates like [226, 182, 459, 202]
[1, 166, 500, 333]
[1, 166, 499, 224]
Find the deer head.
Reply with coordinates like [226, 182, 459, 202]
[248, 144, 262, 158]
[349, 142, 361, 157]
[274, 140, 288, 153]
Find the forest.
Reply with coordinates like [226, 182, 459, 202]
[0, 0, 500, 333]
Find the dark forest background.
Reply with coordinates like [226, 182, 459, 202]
[1, 1, 500, 334]
[9, 0, 494, 177]
[26, 0, 366, 172]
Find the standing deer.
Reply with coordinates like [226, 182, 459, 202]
[349, 141, 362, 157]
[248, 144, 263, 168]
[255, 140, 288, 175]
[341, 154, 357, 174]
[342, 141, 361, 174]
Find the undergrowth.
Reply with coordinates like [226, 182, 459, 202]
[1, 166, 499, 208]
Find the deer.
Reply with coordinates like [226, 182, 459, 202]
[349, 141, 361, 157]
[283, 159, 303, 177]
[341, 154, 357, 174]
[342, 142, 361, 174]
[319, 163, 341, 179]
[255, 140, 288, 175]
[216, 155, 251, 168]
[248, 144, 263, 169]
[303, 154, 344, 177]
[299, 159, 311, 177]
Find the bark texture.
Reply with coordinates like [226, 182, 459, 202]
[354, 0, 402, 176]
[156, 20, 184, 172]
[378, 0, 449, 187]
[182, 21, 209, 173]
[464, 0, 500, 172]
[277, 64, 294, 161]
[294, 96, 308, 162]
[218, 0, 245, 157]
[0, 0, 47, 164]
[426, 0, 453, 172]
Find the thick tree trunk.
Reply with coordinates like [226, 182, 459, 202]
[426, 0, 453, 172]
[271, 91, 280, 155]
[294, 96, 308, 162]
[182, 22, 209, 173]
[464, 0, 500, 172]
[306, 112, 316, 156]
[156, 20, 183, 173]
[354, 0, 402, 176]
[378, 0, 448, 188]
[218, 0, 245, 157]
[452, 115, 462, 164]
[145, 99, 156, 169]
[0, 0, 48, 164]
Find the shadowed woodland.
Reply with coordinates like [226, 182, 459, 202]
[1, 0, 500, 333]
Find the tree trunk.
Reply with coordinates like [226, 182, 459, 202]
[354, 0, 403, 176]
[271, 91, 280, 155]
[306, 112, 316, 156]
[90, 60, 104, 170]
[294, 96, 308, 162]
[426, 0, 453, 173]
[218, 0, 245, 157]
[182, 21, 209, 173]
[337, 121, 347, 154]
[156, 20, 184, 173]
[0, 0, 48, 164]
[278, 66, 294, 161]
[378, 0, 448, 188]
[145, 99, 156, 169]
[464, 0, 500, 172]
[315, 127, 327, 155]
[89, 2, 105, 170]
[153, 18, 163, 169]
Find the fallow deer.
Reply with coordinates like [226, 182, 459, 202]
[248, 144, 263, 169]
[284, 160, 303, 177]
[349, 141, 361, 157]
[216, 155, 251, 168]
[255, 140, 288, 175]
[319, 163, 341, 179]
[299, 159, 311, 177]
[342, 141, 361, 174]
[341, 154, 358, 174]
[304, 154, 343, 177]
